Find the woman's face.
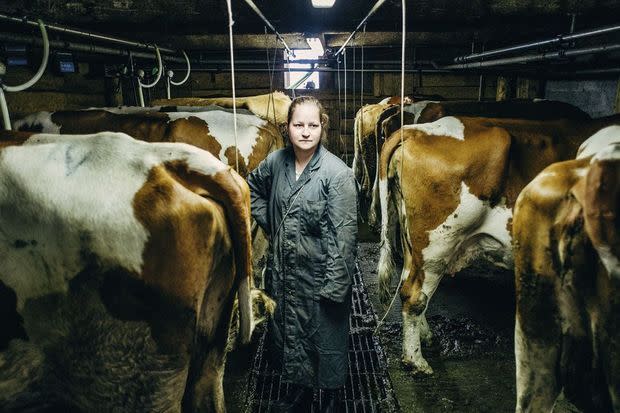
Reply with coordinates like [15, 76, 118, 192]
[288, 102, 322, 154]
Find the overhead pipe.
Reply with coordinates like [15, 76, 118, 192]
[0, 13, 178, 55]
[334, 0, 388, 56]
[0, 32, 190, 64]
[241, 0, 294, 57]
[444, 43, 620, 69]
[189, 67, 452, 73]
[454, 24, 620, 63]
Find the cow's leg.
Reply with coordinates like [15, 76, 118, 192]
[513, 182, 563, 413]
[401, 265, 443, 375]
[514, 314, 560, 413]
[190, 345, 227, 413]
[419, 310, 432, 346]
[184, 235, 237, 413]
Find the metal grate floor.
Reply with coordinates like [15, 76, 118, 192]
[244, 265, 400, 412]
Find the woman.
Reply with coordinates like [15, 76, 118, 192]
[248, 96, 357, 413]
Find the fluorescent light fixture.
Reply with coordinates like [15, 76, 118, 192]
[305, 37, 325, 56]
[311, 0, 336, 8]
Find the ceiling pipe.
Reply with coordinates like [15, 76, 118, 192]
[190, 67, 452, 73]
[444, 43, 620, 69]
[454, 23, 620, 63]
[334, 0, 388, 56]
[0, 32, 190, 65]
[241, 0, 294, 56]
[0, 13, 179, 56]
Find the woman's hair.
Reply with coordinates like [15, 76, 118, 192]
[287, 95, 329, 141]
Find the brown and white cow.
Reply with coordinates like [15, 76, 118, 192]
[86, 104, 255, 117]
[152, 91, 292, 129]
[416, 98, 591, 125]
[375, 115, 620, 375]
[513, 125, 620, 413]
[14, 108, 281, 288]
[0, 130, 255, 412]
[364, 99, 590, 228]
[353, 97, 413, 219]
[13, 109, 284, 179]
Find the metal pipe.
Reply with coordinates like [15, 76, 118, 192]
[0, 32, 190, 64]
[0, 88, 11, 130]
[241, 0, 293, 56]
[548, 68, 620, 76]
[334, 0, 388, 56]
[189, 67, 452, 73]
[454, 24, 620, 63]
[444, 43, 620, 69]
[0, 13, 177, 55]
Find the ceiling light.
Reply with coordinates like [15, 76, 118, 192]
[311, 0, 336, 8]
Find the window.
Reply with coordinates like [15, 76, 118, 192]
[284, 38, 324, 90]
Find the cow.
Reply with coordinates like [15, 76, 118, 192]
[353, 97, 413, 219]
[14, 108, 281, 288]
[0, 130, 256, 412]
[374, 115, 620, 375]
[151, 91, 292, 130]
[513, 125, 620, 413]
[85, 104, 255, 116]
[366, 99, 593, 228]
[13, 109, 283, 179]
[417, 98, 591, 125]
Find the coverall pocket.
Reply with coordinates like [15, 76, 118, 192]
[301, 200, 326, 237]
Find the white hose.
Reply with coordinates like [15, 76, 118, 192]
[375, 0, 407, 335]
[170, 50, 191, 86]
[138, 45, 163, 88]
[225, 0, 240, 172]
[3, 19, 49, 92]
[343, 49, 347, 163]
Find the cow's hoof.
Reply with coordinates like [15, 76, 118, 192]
[401, 357, 434, 376]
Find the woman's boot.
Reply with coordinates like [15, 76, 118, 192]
[319, 388, 342, 413]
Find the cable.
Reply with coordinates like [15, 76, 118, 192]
[226, 0, 239, 172]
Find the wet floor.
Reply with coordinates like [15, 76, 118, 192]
[225, 236, 580, 412]
[358, 242, 516, 413]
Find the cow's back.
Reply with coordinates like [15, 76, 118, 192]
[513, 140, 620, 412]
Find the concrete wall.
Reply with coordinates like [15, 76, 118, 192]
[545, 79, 618, 118]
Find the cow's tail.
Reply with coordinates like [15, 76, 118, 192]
[226, 170, 254, 345]
[190, 166, 254, 345]
[352, 109, 363, 187]
[369, 106, 399, 229]
[377, 132, 406, 306]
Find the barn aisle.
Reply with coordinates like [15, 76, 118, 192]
[241, 261, 400, 412]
